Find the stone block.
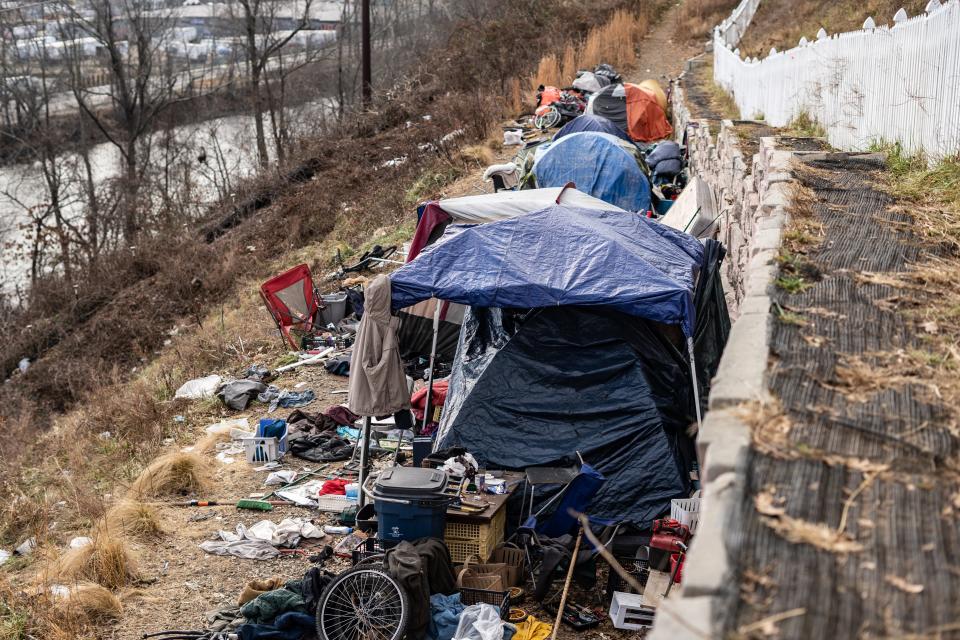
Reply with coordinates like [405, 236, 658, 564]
[743, 263, 777, 297]
[738, 294, 772, 315]
[760, 182, 791, 211]
[680, 472, 744, 598]
[751, 227, 782, 255]
[709, 311, 770, 408]
[648, 596, 717, 640]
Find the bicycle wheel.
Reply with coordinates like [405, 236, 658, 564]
[316, 566, 409, 640]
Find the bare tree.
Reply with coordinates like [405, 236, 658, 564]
[64, 0, 178, 241]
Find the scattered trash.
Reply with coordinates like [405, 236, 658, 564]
[17, 357, 29, 374]
[275, 479, 326, 507]
[14, 537, 36, 556]
[0, 549, 10, 565]
[98, 431, 112, 440]
[265, 470, 297, 486]
[206, 417, 250, 436]
[69, 536, 93, 549]
[174, 374, 223, 400]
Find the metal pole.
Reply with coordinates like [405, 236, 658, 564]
[361, 0, 371, 108]
[358, 416, 371, 507]
[687, 336, 703, 431]
[421, 299, 442, 433]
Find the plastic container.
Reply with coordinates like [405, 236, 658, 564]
[609, 591, 655, 631]
[670, 495, 701, 534]
[345, 483, 359, 502]
[356, 503, 378, 534]
[320, 292, 348, 327]
[669, 553, 684, 584]
[243, 419, 288, 463]
[370, 467, 450, 542]
[243, 437, 281, 463]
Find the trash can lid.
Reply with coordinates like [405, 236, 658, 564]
[374, 467, 448, 496]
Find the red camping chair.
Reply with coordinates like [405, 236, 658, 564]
[260, 263, 324, 349]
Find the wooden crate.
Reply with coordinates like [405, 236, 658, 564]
[445, 506, 506, 563]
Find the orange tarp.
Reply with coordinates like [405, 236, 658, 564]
[625, 83, 672, 142]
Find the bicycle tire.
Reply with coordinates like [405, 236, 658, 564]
[354, 553, 386, 568]
[316, 566, 409, 640]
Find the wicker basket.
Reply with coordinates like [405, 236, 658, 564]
[488, 544, 525, 587]
[457, 556, 506, 591]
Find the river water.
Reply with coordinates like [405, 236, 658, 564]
[0, 97, 336, 297]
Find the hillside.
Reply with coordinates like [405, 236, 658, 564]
[738, 0, 929, 57]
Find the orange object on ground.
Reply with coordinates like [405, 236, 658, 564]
[537, 85, 563, 108]
[624, 83, 672, 142]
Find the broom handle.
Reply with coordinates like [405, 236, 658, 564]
[550, 526, 583, 640]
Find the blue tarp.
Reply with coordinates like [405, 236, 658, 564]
[389, 205, 701, 336]
[533, 132, 651, 212]
[554, 114, 632, 143]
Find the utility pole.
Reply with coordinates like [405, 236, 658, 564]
[361, 0, 371, 108]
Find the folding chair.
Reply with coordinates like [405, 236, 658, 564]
[260, 263, 324, 350]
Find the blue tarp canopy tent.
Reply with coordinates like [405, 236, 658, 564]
[386, 205, 722, 526]
[554, 114, 632, 143]
[532, 132, 651, 212]
[390, 204, 701, 336]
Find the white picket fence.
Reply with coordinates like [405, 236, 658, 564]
[712, 0, 960, 159]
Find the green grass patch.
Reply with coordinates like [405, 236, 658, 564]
[784, 111, 826, 138]
[776, 275, 812, 294]
[774, 302, 808, 326]
[404, 166, 464, 205]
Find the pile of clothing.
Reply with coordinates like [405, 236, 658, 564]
[194, 568, 333, 639]
[286, 406, 360, 463]
[199, 518, 324, 560]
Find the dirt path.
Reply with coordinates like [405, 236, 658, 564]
[630, 3, 702, 82]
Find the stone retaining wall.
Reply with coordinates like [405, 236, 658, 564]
[648, 68, 797, 639]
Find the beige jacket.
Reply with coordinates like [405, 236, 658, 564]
[348, 275, 411, 416]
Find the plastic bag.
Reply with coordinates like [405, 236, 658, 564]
[452, 604, 505, 640]
[175, 374, 223, 399]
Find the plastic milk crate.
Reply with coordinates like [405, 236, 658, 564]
[242, 419, 289, 463]
[609, 591, 656, 630]
[444, 507, 506, 563]
[670, 495, 701, 534]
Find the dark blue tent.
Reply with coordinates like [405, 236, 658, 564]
[554, 114, 632, 143]
[533, 132, 651, 212]
[389, 205, 701, 336]
[436, 305, 698, 526]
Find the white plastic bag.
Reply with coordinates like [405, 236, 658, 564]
[175, 374, 223, 399]
[452, 604, 505, 640]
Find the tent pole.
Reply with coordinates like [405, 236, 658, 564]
[422, 299, 442, 434]
[687, 337, 703, 431]
[358, 416, 371, 508]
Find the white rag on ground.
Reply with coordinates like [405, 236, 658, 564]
[199, 518, 324, 560]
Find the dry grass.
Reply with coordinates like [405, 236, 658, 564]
[530, 53, 562, 90]
[460, 144, 496, 166]
[0, 577, 91, 640]
[63, 582, 124, 622]
[739, 0, 929, 59]
[100, 500, 164, 540]
[530, 8, 652, 91]
[126, 451, 213, 499]
[674, 0, 740, 43]
[39, 534, 140, 591]
[507, 77, 525, 116]
[755, 486, 864, 553]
